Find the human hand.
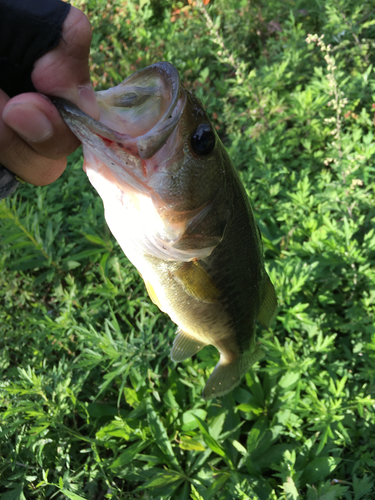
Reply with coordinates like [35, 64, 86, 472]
[0, 5, 99, 186]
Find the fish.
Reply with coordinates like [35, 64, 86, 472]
[52, 62, 277, 400]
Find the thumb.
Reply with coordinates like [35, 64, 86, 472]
[31, 6, 99, 120]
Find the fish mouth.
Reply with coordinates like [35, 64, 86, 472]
[52, 62, 186, 192]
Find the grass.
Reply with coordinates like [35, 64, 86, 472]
[1, 0, 375, 498]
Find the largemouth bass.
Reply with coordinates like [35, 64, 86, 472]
[53, 62, 277, 400]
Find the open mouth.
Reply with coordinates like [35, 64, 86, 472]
[52, 62, 186, 161]
[52, 62, 186, 196]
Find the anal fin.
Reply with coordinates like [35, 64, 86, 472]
[171, 328, 207, 362]
[257, 272, 277, 329]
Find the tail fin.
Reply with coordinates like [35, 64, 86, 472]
[202, 346, 265, 400]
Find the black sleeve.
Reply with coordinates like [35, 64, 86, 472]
[0, 0, 71, 97]
[0, 0, 71, 199]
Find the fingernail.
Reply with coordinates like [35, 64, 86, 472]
[3, 103, 53, 142]
[79, 84, 100, 119]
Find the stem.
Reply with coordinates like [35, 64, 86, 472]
[328, 56, 345, 183]
[198, 1, 244, 79]
[0, 200, 59, 270]
[197, 0, 269, 129]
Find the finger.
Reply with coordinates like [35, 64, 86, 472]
[0, 89, 67, 186]
[2, 93, 80, 160]
[32, 6, 99, 119]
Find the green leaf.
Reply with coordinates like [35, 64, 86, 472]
[300, 457, 341, 486]
[32, 268, 55, 287]
[283, 477, 300, 500]
[209, 410, 227, 439]
[182, 409, 207, 431]
[316, 425, 332, 455]
[96, 419, 135, 440]
[179, 435, 206, 452]
[204, 473, 230, 500]
[236, 403, 263, 415]
[9, 257, 48, 271]
[83, 233, 110, 247]
[124, 387, 140, 407]
[232, 439, 248, 456]
[62, 260, 81, 271]
[164, 389, 180, 410]
[353, 475, 373, 500]
[190, 484, 205, 500]
[193, 415, 233, 467]
[110, 440, 150, 469]
[136, 470, 184, 490]
[247, 417, 268, 454]
[1, 484, 26, 500]
[67, 249, 103, 261]
[99, 251, 111, 276]
[95, 363, 130, 400]
[146, 400, 181, 471]
[87, 403, 121, 419]
[61, 491, 87, 500]
[279, 371, 300, 389]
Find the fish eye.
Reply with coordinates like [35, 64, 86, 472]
[190, 124, 216, 156]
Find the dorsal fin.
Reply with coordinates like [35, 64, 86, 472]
[257, 273, 277, 329]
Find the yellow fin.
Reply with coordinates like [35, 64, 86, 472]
[144, 280, 162, 310]
[257, 273, 277, 329]
[171, 328, 207, 362]
[172, 261, 220, 303]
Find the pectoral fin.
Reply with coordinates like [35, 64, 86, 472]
[257, 273, 277, 329]
[173, 191, 229, 253]
[172, 261, 220, 303]
[171, 328, 206, 362]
